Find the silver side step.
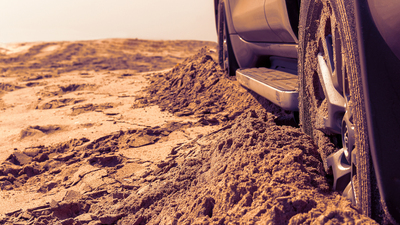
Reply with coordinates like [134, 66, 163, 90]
[236, 68, 299, 111]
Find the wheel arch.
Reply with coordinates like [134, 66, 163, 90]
[214, 0, 237, 36]
[214, 0, 219, 33]
[284, 0, 301, 39]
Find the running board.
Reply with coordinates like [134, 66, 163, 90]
[236, 68, 299, 111]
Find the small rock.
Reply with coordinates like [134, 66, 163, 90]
[127, 134, 158, 148]
[54, 152, 75, 161]
[29, 208, 52, 218]
[27, 204, 50, 212]
[197, 118, 209, 125]
[175, 109, 193, 117]
[52, 201, 82, 220]
[66, 157, 80, 165]
[38, 181, 58, 192]
[99, 214, 124, 224]
[88, 221, 102, 225]
[137, 184, 151, 195]
[8, 152, 32, 165]
[112, 191, 129, 199]
[87, 154, 121, 167]
[60, 218, 76, 225]
[5, 208, 21, 216]
[105, 112, 119, 116]
[23, 147, 43, 157]
[20, 211, 31, 220]
[156, 160, 169, 168]
[228, 110, 243, 120]
[49, 168, 62, 175]
[69, 164, 100, 186]
[145, 175, 156, 182]
[205, 115, 219, 124]
[132, 215, 144, 225]
[0, 175, 14, 182]
[75, 213, 97, 223]
[20, 164, 39, 177]
[33, 153, 49, 162]
[84, 189, 108, 198]
[0, 180, 13, 190]
[50, 199, 59, 208]
[2, 163, 21, 176]
[63, 190, 82, 201]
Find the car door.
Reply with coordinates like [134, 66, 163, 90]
[229, 0, 283, 42]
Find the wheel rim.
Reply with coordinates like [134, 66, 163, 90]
[300, 0, 375, 217]
[312, 2, 359, 206]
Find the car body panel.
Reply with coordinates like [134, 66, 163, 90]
[368, 0, 400, 61]
[227, 0, 298, 43]
[229, 0, 283, 42]
[216, 0, 299, 43]
[230, 35, 297, 68]
[214, 0, 299, 68]
[264, 0, 298, 43]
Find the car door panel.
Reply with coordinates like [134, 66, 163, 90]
[265, 0, 298, 43]
[229, 0, 283, 42]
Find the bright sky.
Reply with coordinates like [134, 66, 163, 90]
[0, 0, 217, 44]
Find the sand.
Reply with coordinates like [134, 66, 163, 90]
[0, 39, 377, 224]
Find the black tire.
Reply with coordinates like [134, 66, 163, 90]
[298, 0, 379, 220]
[217, 2, 239, 76]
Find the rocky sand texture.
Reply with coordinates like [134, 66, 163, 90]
[0, 40, 377, 224]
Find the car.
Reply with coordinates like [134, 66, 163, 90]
[214, 0, 400, 222]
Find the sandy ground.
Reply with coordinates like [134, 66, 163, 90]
[0, 39, 378, 224]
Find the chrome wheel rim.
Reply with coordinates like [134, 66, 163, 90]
[315, 6, 358, 206]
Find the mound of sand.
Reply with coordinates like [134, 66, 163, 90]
[134, 48, 295, 126]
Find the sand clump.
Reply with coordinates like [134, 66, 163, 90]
[0, 122, 193, 191]
[116, 109, 374, 224]
[134, 48, 294, 126]
[0, 41, 378, 224]
[36, 98, 85, 110]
